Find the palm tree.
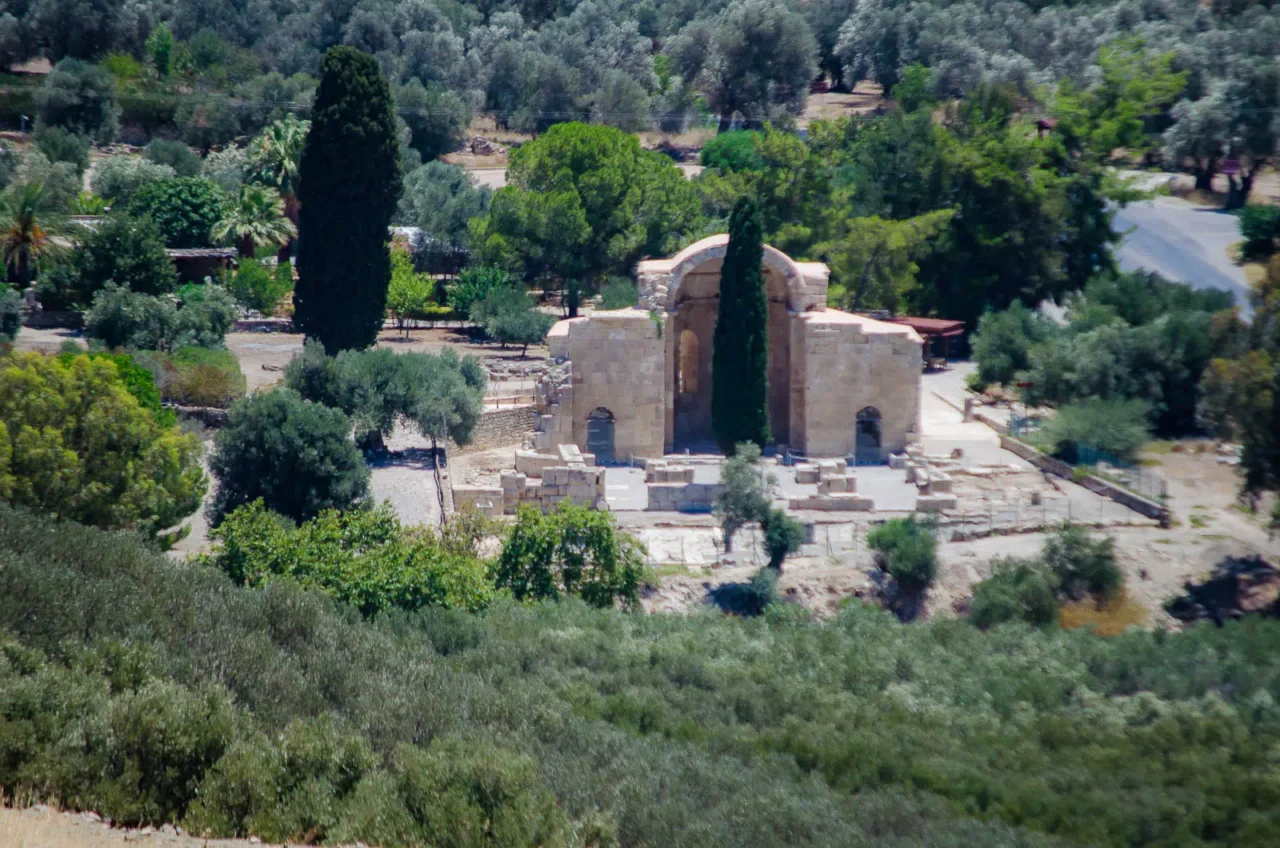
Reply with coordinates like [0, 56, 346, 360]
[249, 115, 310, 262]
[2, 183, 60, 288]
[213, 185, 297, 258]
[249, 115, 309, 222]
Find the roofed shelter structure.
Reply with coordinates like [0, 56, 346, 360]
[532, 236, 924, 462]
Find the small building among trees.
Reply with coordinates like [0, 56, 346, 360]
[532, 235, 924, 463]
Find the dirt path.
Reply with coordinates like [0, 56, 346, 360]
[0, 806, 259, 848]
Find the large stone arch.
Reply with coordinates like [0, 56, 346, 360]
[660, 235, 808, 314]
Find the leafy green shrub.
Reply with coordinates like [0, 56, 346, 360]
[447, 266, 515, 320]
[761, 508, 804, 569]
[971, 300, 1057, 388]
[1240, 204, 1280, 257]
[699, 130, 762, 172]
[184, 717, 377, 841]
[75, 350, 177, 427]
[714, 442, 774, 552]
[969, 558, 1061, 629]
[138, 346, 245, 408]
[128, 177, 227, 249]
[33, 125, 89, 173]
[867, 515, 937, 594]
[1042, 523, 1123, 602]
[1038, 398, 1152, 462]
[7, 505, 1280, 847]
[597, 278, 638, 310]
[85, 284, 236, 352]
[144, 139, 203, 178]
[208, 388, 369, 525]
[91, 156, 177, 206]
[0, 351, 205, 534]
[476, 287, 555, 355]
[386, 247, 435, 331]
[743, 567, 781, 615]
[495, 504, 647, 610]
[284, 342, 486, 451]
[204, 501, 494, 616]
[222, 258, 293, 316]
[72, 214, 177, 302]
[36, 58, 119, 142]
[0, 286, 20, 342]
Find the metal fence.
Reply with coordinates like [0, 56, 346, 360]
[1072, 442, 1167, 502]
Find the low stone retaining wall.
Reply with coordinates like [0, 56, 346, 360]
[174, 405, 229, 427]
[232, 318, 293, 333]
[999, 434, 1170, 527]
[22, 310, 82, 329]
[451, 405, 537, 454]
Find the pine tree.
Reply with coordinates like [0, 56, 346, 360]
[712, 196, 770, 454]
[294, 47, 401, 354]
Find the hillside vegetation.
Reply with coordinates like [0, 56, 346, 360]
[2, 505, 1280, 847]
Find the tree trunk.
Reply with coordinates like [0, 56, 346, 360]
[1193, 158, 1217, 192]
[717, 113, 733, 134]
[237, 236, 254, 258]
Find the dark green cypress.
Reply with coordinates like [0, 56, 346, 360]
[294, 47, 402, 354]
[712, 196, 770, 454]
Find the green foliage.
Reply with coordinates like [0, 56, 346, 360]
[597, 278, 638, 311]
[146, 24, 173, 78]
[1038, 398, 1153, 463]
[205, 501, 494, 616]
[396, 161, 491, 264]
[386, 247, 435, 331]
[395, 79, 470, 161]
[144, 139, 203, 178]
[867, 516, 937, 594]
[36, 58, 119, 142]
[714, 442, 773, 552]
[0, 351, 205, 534]
[0, 286, 20, 342]
[712, 197, 770, 453]
[75, 350, 176, 427]
[761, 508, 804, 569]
[1240, 204, 1280, 257]
[447, 266, 516, 320]
[135, 346, 246, 409]
[33, 125, 89, 174]
[969, 558, 1061, 630]
[295, 46, 402, 355]
[127, 177, 227, 249]
[85, 284, 236, 352]
[213, 184, 295, 257]
[820, 209, 954, 312]
[970, 300, 1060, 389]
[474, 286, 554, 354]
[176, 95, 241, 152]
[284, 341, 485, 450]
[495, 504, 646, 610]
[208, 388, 370, 525]
[1042, 523, 1123, 603]
[10, 504, 1280, 846]
[90, 156, 178, 206]
[221, 258, 292, 316]
[699, 131, 762, 172]
[472, 123, 699, 309]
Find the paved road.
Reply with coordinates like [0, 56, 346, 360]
[1112, 197, 1251, 315]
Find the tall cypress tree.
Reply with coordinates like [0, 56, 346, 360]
[294, 47, 401, 354]
[712, 196, 770, 454]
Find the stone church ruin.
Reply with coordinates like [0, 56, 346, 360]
[532, 234, 924, 464]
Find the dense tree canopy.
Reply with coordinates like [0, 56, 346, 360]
[294, 46, 402, 355]
[0, 351, 205, 536]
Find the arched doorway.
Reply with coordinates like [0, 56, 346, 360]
[587, 408, 616, 465]
[855, 407, 882, 465]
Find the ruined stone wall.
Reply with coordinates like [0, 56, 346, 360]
[562, 309, 665, 460]
[450, 405, 537, 454]
[792, 311, 922, 459]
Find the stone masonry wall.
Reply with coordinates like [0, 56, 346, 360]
[450, 405, 537, 454]
[564, 309, 665, 460]
[794, 311, 922, 458]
